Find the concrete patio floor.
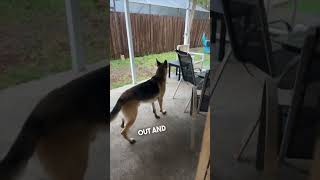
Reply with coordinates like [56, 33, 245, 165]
[110, 76, 207, 180]
[210, 47, 310, 180]
[0, 61, 108, 180]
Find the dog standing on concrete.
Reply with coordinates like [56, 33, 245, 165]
[110, 60, 168, 144]
[0, 66, 109, 180]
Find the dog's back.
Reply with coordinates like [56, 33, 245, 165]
[0, 66, 109, 180]
[110, 60, 167, 144]
[122, 76, 161, 102]
[110, 61, 167, 121]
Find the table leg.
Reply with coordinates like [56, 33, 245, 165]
[256, 82, 267, 171]
[169, 64, 171, 78]
[178, 67, 181, 81]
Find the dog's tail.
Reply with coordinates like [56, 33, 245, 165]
[110, 97, 128, 122]
[0, 116, 41, 180]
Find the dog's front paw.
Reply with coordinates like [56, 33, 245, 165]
[129, 138, 136, 144]
[161, 110, 167, 115]
[155, 115, 160, 119]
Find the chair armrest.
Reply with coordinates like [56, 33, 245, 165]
[269, 19, 292, 33]
[189, 52, 205, 62]
[189, 52, 205, 56]
[274, 55, 300, 85]
[194, 68, 202, 72]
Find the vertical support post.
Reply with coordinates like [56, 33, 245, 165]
[124, 0, 136, 84]
[65, 0, 86, 72]
[184, 0, 191, 45]
[263, 78, 280, 177]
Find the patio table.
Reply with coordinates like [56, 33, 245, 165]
[168, 60, 181, 80]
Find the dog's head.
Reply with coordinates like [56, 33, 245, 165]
[156, 59, 168, 79]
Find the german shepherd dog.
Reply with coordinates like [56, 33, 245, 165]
[0, 66, 109, 180]
[110, 60, 168, 144]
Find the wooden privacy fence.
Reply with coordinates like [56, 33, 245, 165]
[110, 12, 210, 59]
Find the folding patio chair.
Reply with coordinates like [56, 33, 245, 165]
[219, 0, 304, 173]
[277, 27, 320, 172]
[190, 70, 211, 150]
[169, 44, 205, 82]
[176, 44, 205, 72]
[174, 49, 206, 113]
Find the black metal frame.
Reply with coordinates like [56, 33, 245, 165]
[211, 0, 227, 62]
[279, 27, 320, 161]
[190, 70, 211, 115]
[175, 49, 197, 86]
[220, 0, 315, 174]
[221, 0, 275, 76]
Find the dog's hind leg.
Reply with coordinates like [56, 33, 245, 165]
[158, 97, 167, 115]
[121, 101, 138, 144]
[152, 102, 160, 119]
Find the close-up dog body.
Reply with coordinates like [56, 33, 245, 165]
[110, 60, 168, 144]
[0, 66, 109, 180]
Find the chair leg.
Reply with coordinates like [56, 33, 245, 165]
[184, 97, 191, 113]
[190, 86, 197, 150]
[263, 79, 280, 177]
[191, 114, 196, 150]
[172, 78, 183, 99]
[234, 118, 260, 160]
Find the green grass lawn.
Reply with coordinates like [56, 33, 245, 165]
[294, 0, 320, 13]
[4, 0, 319, 90]
[111, 48, 210, 89]
[0, 0, 107, 90]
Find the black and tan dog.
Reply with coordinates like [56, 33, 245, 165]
[110, 60, 168, 144]
[0, 66, 109, 180]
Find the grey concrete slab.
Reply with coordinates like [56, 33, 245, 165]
[210, 57, 309, 180]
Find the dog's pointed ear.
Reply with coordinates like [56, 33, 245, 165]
[156, 59, 161, 66]
[164, 60, 167, 66]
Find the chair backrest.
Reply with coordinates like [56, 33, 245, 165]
[198, 70, 212, 112]
[176, 45, 190, 63]
[282, 27, 320, 159]
[175, 49, 196, 85]
[221, 0, 275, 77]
